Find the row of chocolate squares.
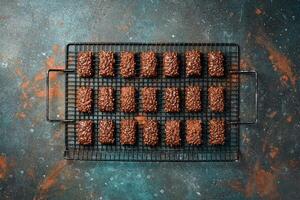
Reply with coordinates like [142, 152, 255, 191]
[77, 86, 225, 113]
[76, 50, 224, 78]
[76, 118, 225, 146]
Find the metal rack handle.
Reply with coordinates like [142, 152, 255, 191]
[46, 68, 74, 123]
[230, 70, 258, 125]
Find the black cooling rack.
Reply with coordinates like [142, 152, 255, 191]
[46, 43, 257, 162]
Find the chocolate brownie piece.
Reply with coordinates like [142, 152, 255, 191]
[120, 52, 135, 78]
[76, 120, 93, 145]
[99, 51, 115, 77]
[76, 87, 93, 113]
[143, 120, 159, 146]
[164, 88, 180, 112]
[208, 86, 225, 112]
[209, 119, 225, 145]
[185, 86, 201, 112]
[186, 120, 202, 145]
[141, 87, 157, 113]
[77, 52, 93, 77]
[163, 52, 179, 77]
[165, 120, 181, 147]
[99, 120, 115, 144]
[208, 51, 224, 77]
[98, 87, 114, 112]
[185, 50, 201, 77]
[140, 51, 157, 77]
[121, 87, 136, 113]
[120, 119, 137, 145]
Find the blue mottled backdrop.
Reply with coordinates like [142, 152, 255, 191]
[0, 0, 299, 199]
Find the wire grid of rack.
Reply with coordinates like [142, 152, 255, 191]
[63, 43, 240, 161]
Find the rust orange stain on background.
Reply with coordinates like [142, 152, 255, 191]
[52, 44, 60, 55]
[279, 75, 289, 87]
[52, 130, 63, 140]
[15, 67, 24, 78]
[135, 115, 147, 125]
[15, 112, 27, 120]
[0, 155, 9, 180]
[116, 22, 131, 33]
[34, 160, 67, 200]
[241, 132, 250, 144]
[21, 80, 30, 89]
[288, 160, 300, 170]
[266, 111, 277, 119]
[27, 167, 36, 179]
[229, 161, 280, 199]
[269, 146, 279, 159]
[256, 33, 297, 87]
[286, 115, 292, 123]
[240, 58, 253, 70]
[240, 57, 255, 84]
[15, 44, 65, 121]
[255, 8, 263, 15]
[0, 16, 9, 20]
[255, 168, 278, 199]
[229, 133, 282, 199]
[228, 180, 245, 193]
[34, 71, 45, 82]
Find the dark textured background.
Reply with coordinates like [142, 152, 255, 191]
[0, 0, 299, 199]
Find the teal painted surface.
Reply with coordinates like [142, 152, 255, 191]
[0, 0, 299, 199]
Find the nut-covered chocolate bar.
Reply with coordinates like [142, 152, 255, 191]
[98, 87, 115, 112]
[186, 120, 202, 145]
[163, 52, 179, 77]
[99, 120, 115, 144]
[120, 119, 137, 145]
[76, 87, 93, 113]
[185, 86, 201, 112]
[120, 52, 135, 78]
[209, 119, 225, 145]
[165, 120, 181, 147]
[99, 51, 115, 77]
[140, 51, 157, 77]
[164, 88, 180, 112]
[185, 50, 201, 77]
[143, 119, 159, 146]
[141, 87, 157, 113]
[76, 120, 93, 145]
[121, 87, 136, 113]
[208, 86, 225, 112]
[77, 52, 93, 77]
[208, 51, 224, 77]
